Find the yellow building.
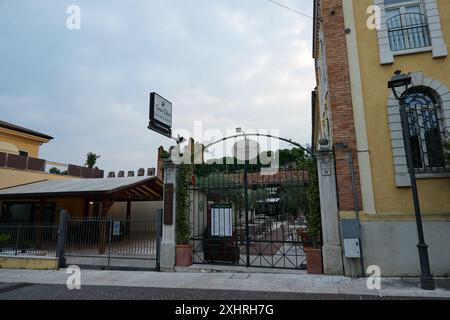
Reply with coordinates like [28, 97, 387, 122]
[0, 120, 163, 222]
[0, 120, 53, 158]
[313, 0, 450, 276]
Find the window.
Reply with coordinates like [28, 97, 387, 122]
[401, 88, 447, 172]
[0, 202, 56, 223]
[384, 0, 430, 52]
[19, 150, 28, 157]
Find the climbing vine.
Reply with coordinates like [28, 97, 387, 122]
[176, 164, 191, 245]
[304, 159, 322, 245]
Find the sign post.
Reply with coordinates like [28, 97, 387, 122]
[148, 92, 173, 138]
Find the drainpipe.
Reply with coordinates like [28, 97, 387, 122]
[335, 143, 365, 278]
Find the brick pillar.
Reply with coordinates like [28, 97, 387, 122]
[160, 159, 179, 271]
[157, 146, 165, 180]
[320, 0, 362, 212]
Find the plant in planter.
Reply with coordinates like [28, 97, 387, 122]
[175, 164, 193, 267]
[303, 160, 323, 274]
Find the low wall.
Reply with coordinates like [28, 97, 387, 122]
[0, 255, 58, 270]
[359, 220, 450, 277]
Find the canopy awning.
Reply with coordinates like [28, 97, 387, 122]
[0, 141, 19, 155]
[0, 176, 163, 201]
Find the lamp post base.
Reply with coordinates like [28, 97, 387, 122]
[420, 277, 436, 291]
[417, 243, 435, 290]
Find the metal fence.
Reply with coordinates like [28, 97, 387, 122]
[63, 215, 161, 270]
[0, 221, 58, 256]
[0, 211, 162, 271]
[189, 168, 310, 269]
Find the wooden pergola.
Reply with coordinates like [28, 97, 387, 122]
[0, 176, 164, 221]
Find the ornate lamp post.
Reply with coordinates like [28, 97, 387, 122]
[236, 127, 250, 267]
[388, 70, 435, 290]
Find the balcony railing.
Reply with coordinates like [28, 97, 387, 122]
[0, 152, 104, 179]
[387, 13, 431, 52]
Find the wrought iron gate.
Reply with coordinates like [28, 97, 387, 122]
[189, 167, 311, 270]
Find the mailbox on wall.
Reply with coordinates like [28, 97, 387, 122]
[341, 219, 361, 259]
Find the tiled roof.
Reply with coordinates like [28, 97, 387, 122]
[0, 120, 53, 140]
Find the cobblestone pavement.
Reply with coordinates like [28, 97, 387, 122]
[0, 269, 449, 299]
[0, 283, 440, 300]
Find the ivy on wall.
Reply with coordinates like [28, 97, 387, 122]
[444, 138, 450, 167]
[176, 164, 191, 245]
[305, 160, 321, 245]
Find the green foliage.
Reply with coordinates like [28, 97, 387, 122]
[0, 233, 11, 244]
[195, 147, 308, 177]
[176, 164, 191, 245]
[49, 167, 68, 175]
[304, 160, 322, 246]
[85, 152, 101, 168]
[49, 167, 61, 174]
[443, 138, 450, 167]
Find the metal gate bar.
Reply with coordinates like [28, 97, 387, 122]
[189, 167, 309, 270]
[60, 212, 162, 271]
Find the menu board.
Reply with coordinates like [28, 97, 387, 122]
[211, 205, 233, 237]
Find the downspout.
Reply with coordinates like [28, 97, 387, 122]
[347, 150, 365, 278]
[336, 143, 365, 278]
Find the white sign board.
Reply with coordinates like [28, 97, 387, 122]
[113, 221, 121, 236]
[151, 93, 172, 127]
[211, 206, 233, 237]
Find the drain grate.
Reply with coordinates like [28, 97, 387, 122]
[229, 273, 251, 280]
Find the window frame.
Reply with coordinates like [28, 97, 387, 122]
[401, 88, 447, 172]
[373, 0, 448, 65]
[384, 0, 432, 55]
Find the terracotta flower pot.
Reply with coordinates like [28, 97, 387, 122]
[176, 244, 193, 267]
[304, 247, 323, 274]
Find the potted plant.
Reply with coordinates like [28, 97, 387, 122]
[303, 161, 323, 274]
[175, 164, 193, 267]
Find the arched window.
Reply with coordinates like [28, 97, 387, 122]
[401, 88, 446, 171]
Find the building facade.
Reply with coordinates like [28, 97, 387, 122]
[313, 0, 450, 276]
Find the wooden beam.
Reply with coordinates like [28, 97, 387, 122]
[135, 186, 152, 197]
[140, 184, 160, 197]
[83, 198, 90, 218]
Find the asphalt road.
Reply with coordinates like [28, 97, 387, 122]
[0, 282, 440, 300]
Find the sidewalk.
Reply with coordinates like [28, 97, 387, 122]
[0, 268, 449, 299]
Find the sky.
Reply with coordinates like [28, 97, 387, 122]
[0, 0, 315, 174]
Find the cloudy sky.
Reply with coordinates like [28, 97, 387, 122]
[0, 0, 314, 174]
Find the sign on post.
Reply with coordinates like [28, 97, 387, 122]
[148, 92, 172, 138]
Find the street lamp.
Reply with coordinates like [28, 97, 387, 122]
[388, 70, 435, 291]
[236, 127, 250, 267]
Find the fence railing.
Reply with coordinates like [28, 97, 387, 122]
[64, 217, 158, 259]
[0, 151, 104, 178]
[0, 222, 59, 256]
[0, 211, 162, 270]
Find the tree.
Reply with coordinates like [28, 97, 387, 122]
[49, 167, 61, 174]
[85, 152, 101, 168]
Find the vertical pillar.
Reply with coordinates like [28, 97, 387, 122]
[83, 199, 90, 218]
[98, 198, 112, 254]
[317, 149, 344, 275]
[56, 209, 70, 268]
[126, 200, 131, 236]
[160, 159, 180, 271]
[36, 199, 46, 249]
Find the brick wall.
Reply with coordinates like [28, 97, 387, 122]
[318, 0, 363, 211]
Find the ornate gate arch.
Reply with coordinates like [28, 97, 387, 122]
[185, 134, 320, 270]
